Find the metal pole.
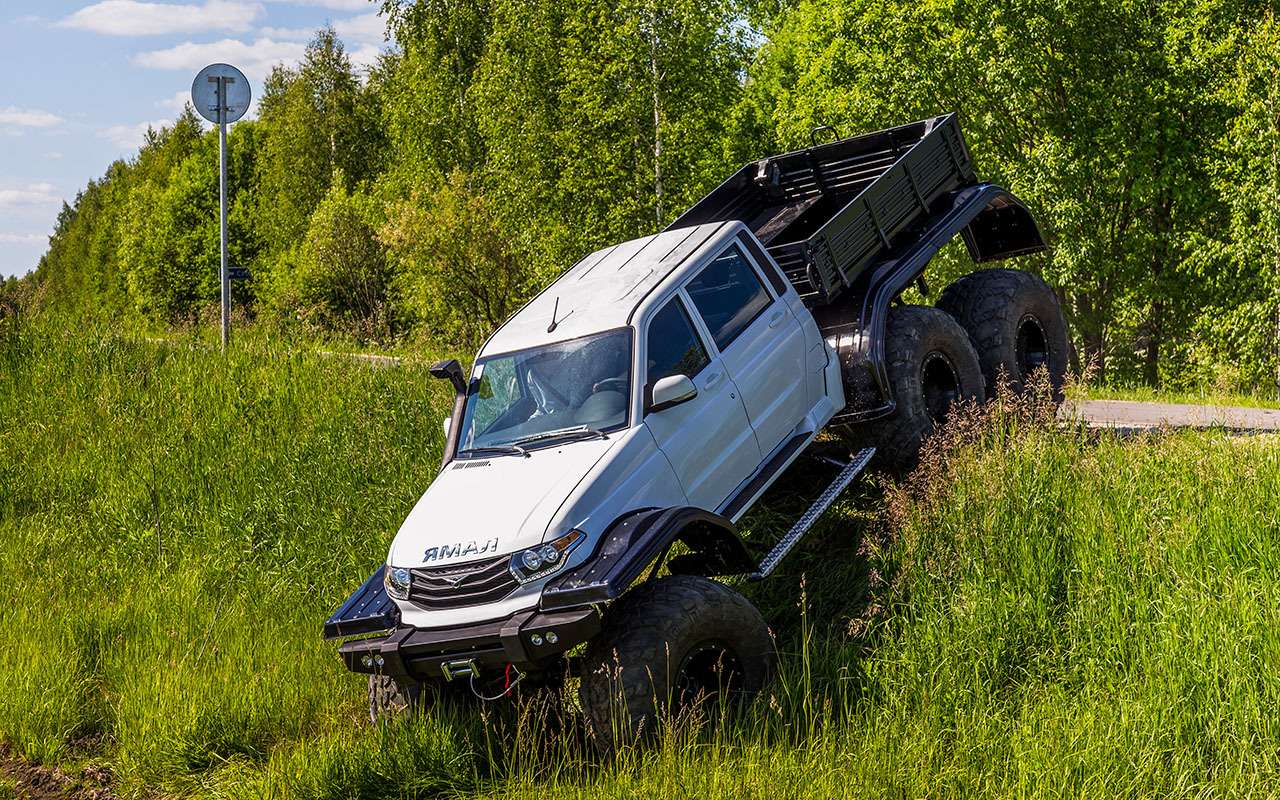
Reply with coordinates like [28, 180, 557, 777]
[218, 76, 230, 351]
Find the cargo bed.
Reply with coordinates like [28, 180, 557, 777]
[668, 114, 978, 304]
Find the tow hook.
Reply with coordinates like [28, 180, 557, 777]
[468, 663, 525, 701]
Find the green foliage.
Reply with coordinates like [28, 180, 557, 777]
[263, 177, 392, 338]
[24, 2, 1280, 382]
[382, 170, 527, 346]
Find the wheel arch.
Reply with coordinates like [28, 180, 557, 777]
[540, 506, 756, 611]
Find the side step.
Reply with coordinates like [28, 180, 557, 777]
[750, 447, 875, 580]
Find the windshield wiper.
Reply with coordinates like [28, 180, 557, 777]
[457, 443, 529, 459]
[510, 426, 608, 447]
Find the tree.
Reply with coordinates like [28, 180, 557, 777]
[382, 170, 528, 346]
[255, 28, 384, 260]
[263, 177, 392, 338]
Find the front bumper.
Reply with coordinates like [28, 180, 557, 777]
[338, 605, 601, 681]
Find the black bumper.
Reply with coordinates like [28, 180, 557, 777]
[338, 605, 601, 681]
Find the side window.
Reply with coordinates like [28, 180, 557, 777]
[685, 245, 772, 351]
[646, 299, 710, 394]
[740, 234, 790, 297]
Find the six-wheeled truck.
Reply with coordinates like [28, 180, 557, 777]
[324, 113, 1068, 743]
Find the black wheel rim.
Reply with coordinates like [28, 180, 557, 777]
[1015, 314, 1049, 382]
[920, 351, 961, 424]
[674, 641, 743, 710]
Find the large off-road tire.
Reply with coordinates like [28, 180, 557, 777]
[369, 674, 420, 722]
[579, 575, 775, 750]
[368, 674, 473, 723]
[935, 268, 1070, 400]
[855, 304, 986, 474]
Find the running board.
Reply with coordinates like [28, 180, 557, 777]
[750, 447, 875, 580]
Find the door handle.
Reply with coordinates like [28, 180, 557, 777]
[768, 310, 786, 328]
[704, 371, 722, 389]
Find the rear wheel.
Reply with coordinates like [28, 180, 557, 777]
[936, 269, 1069, 400]
[579, 575, 775, 750]
[852, 304, 985, 474]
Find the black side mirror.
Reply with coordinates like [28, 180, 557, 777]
[429, 359, 467, 395]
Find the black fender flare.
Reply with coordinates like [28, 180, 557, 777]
[540, 506, 756, 610]
[833, 184, 1047, 423]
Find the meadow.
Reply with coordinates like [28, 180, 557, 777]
[3, 317, 1280, 799]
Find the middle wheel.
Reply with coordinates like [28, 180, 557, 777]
[861, 304, 986, 473]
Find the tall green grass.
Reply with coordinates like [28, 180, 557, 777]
[4, 317, 1280, 798]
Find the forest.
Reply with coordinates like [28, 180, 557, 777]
[6, 0, 1279, 392]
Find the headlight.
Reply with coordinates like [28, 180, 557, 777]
[510, 530, 585, 584]
[384, 565, 411, 599]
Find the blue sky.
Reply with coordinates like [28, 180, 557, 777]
[0, 0, 391, 278]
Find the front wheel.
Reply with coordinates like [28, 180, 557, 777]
[368, 674, 474, 723]
[579, 575, 775, 750]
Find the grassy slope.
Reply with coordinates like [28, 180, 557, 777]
[3, 320, 1280, 798]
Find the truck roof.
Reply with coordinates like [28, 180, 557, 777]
[481, 221, 728, 357]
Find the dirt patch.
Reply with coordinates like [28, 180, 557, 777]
[0, 742, 115, 800]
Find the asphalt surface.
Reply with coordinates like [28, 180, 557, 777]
[1064, 399, 1280, 432]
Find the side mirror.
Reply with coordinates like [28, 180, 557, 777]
[429, 359, 467, 395]
[648, 374, 697, 413]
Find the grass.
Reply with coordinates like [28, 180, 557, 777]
[1070, 380, 1280, 409]
[4, 315, 1280, 798]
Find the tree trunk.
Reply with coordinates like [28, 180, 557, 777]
[1271, 63, 1280, 398]
[1143, 300, 1162, 387]
[649, 5, 664, 226]
[1076, 291, 1106, 382]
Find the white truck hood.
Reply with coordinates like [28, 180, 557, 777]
[388, 437, 617, 569]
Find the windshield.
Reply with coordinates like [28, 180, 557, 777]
[457, 329, 633, 454]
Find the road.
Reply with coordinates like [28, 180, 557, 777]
[1064, 399, 1280, 432]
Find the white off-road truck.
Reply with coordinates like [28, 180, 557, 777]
[324, 114, 1068, 740]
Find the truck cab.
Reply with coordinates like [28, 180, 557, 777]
[386, 221, 843, 631]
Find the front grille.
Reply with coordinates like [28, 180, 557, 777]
[408, 554, 518, 610]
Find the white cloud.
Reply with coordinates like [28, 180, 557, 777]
[261, 13, 387, 48]
[133, 37, 306, 84]
[335, 12, 385, 44]
[0, 107, 63, 129]
[266, 0, 370, 10]
[98, 120, 170, 150]
[59, 0, 263, 36]
[347, 43, 382, 71]
[156, 90, 193, 115]
[0, 233, 47, 244]
[0, 183, 61, 209]
[45, 152, 64, 161]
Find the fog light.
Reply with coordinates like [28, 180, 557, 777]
[361, 654, 373, 667]
[530, 633, 544, 646]
[545, 631, 559, 645]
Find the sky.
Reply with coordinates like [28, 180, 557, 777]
[0, 0, 392, 278]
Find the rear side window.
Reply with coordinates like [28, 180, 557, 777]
[646, 299, 709, 393]
[686, 245, 772, 351]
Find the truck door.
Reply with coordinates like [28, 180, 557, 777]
[683, 240, 809, 456]
[641, 296, 762, 510]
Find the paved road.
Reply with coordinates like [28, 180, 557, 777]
[1064, 399, 1280, 431]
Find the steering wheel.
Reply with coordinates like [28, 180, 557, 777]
[592, 377, 628, 394]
